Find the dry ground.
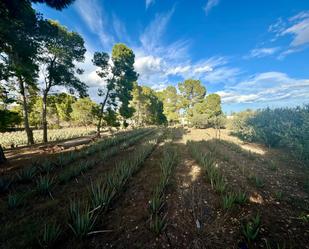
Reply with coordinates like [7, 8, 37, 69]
[0, 127, 308, 249]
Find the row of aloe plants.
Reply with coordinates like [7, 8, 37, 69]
[37, 132, 163, 248]
[187, 140, 261, 244]
[5, 129, 156, 209]
[0, 128, 153, 195]
[148, 144, 178, 235]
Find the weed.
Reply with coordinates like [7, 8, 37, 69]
[68, 200, 96, 238]
[38, 223, 61, 248]
[36, 175, 54, 197]
[242, 213, 261, 243]
[8, 192, 25, 209]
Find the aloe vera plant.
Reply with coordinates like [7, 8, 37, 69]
[38, 223, 62, 248]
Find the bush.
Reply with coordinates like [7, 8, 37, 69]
[231, 106, 309, 162]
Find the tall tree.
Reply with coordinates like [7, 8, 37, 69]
[178, 79, 206, 119]
[0, 0, 76, 144]
[71, 97, 98, 126]
[93, 43, 138, 134]
[158, 86, 181, 125]
[130, 84, 167, 126]
[38, 20, 87, 142]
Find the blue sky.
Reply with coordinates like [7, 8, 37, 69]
[33, 0, 309, 113]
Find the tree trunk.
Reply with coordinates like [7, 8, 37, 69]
[42, 91, 48, 143]
[0, 145, 6, 164]
[19, 78, 34, 145]
[97, 89, 110, 137]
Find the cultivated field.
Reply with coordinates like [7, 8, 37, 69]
[0, 127, 308, 249]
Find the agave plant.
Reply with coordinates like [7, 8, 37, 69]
[68, 200, 96, 238]
[40, 161, 55, 174]
[235, 191, 247, 204]
[38, 223, 62, 248]
[89, 180, 115, 211]
[149, 189, 164, 215]
[222, 193, 236, 210]
[150, 214, 167, 235]
[36, 175, 54, 197]
[15, 167, 36, 183]
[242, 214, 261, 242]
[8, 192, 25, 209]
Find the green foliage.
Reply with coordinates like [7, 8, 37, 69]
[89, 180, 115, 211]
[229, 109, 256, 141]
[222, 193, 236, 210]
[242, 214, 261, 243]
[38, 223, 62, 249]
[234, 191, 248, 204]
[40, 161, 55, 174]
[68, 200, 96, 238]
[232, 106, 309, 162]
[178, 79, 206, 113]
[8, 192, 25, 209]
[36, 175, 54, 196]
[71, 97, 99, 126]
[15, 167, 37, 183]
[191, 94, 225, 129]
[130, 83, 167, 126]
[157, 86, 181, 124]
[0, 110, 22, 131]
[149, 214, 167, 235]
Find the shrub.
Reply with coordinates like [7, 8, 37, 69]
[232, 106, 309, 162]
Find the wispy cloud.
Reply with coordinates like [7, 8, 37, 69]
[74, 0, 114, 48]
[246, 47, 280, 58]
[145, 0, 155, 10]
[268, 11, 309, 57]
[217, 72, 309, 105]
[204, 0, 220, 15]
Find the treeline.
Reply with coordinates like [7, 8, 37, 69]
[157, 79, 225, 128]
[0, 0, 167, 145]
[230, 106, 309, 162]
[0, 0, 224, 146]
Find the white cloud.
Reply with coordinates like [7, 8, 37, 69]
[217, 72, 309, 104]
[204, 0, 220, 15]
[247, 47, 280, 58]
[145, 0, 155, 10]
[282, 17, 309, 47]
[74, 0, 114, 48]
[268, 11, 309, 57]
